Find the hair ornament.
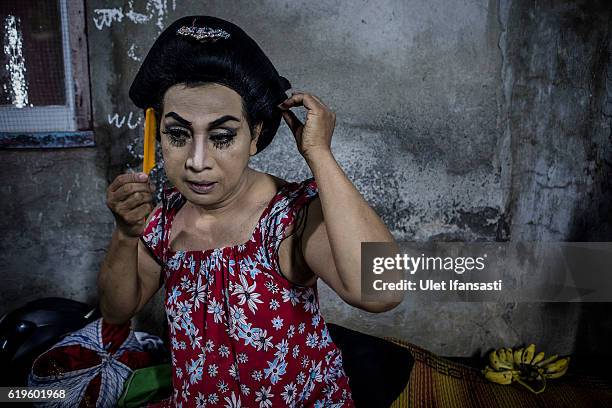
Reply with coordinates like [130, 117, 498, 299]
[176, 24, 231, 43]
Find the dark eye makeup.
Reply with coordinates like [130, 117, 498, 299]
[161, 126, 237, 149]
[161, 127, 189, 146]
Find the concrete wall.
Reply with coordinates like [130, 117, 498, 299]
[1, 0, 610, 357]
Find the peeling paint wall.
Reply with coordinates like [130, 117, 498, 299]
[1, 0, 610, 357]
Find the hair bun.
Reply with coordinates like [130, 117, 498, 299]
[278, 76, 292, 92]
[129, 15, 288, 154]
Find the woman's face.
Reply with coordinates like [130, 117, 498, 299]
[160, 83, 261, 208]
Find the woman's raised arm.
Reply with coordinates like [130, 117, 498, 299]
[278, 93, 403, 312]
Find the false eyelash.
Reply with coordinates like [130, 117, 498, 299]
[161, 128, 237, 149]
[161, 128, 188, 146]
[210, 132, 236, 149]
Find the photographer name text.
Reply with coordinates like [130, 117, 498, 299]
[372, 279, 503, 291]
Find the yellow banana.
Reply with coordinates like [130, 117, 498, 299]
[483, 368, 515, 385]
[489, 350, 512, 370]
[535, 354, 559, 368]
[522, 344, 536, 364]
[513, 347, 524, 365]
[483, 344, 568, 393]
[497, 348, 510, 366]
[531, 351, 545, 365]
[544, 365, 568, 379]
[505, 348, 514, 364]
[544, 357, 570, 373]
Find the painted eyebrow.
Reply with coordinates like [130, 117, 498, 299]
[208, 115, 240, 129]
[164, 112, 240, 129]
[164, 112, 191, 126]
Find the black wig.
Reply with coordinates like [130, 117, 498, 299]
[129, 16, 292, 154]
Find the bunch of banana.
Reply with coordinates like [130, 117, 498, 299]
[482, 344, 570, 394]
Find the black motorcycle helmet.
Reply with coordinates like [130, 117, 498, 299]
[0, 297, 99, 386]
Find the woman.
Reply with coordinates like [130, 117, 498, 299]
[98, 15, 401, 407]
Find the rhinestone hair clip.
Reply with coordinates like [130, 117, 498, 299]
[176, 24, 231, 43]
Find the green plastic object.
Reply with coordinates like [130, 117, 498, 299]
[117, 363, 172, 407]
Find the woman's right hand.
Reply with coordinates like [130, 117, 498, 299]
[106, 172, 156, 238]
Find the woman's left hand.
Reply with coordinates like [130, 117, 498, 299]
[277, 92, 336, 160]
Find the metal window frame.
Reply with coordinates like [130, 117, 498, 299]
[0, 0, 93, 148]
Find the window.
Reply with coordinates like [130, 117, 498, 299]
[0, 0, 93, 148]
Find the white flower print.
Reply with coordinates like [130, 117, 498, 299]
[253, 328, 273, 352]
[195, 392, 206, 408]
[186, 358, 203, 384]
[181, 379, 190, 401]
[264, 280, 279, 294]
[298, 322, 306, 334]
[208, 393, 219, 404]
[210, 248, 223, 271]
[237, 322, 260, 348]
[271, 316, 283, 330]
[184, 255, 196, 275]
[199, 259, 209, 278]
[180, 275, 192, 291]
[302, 288, 318, 314]
[269, 299, 280, 311]
[307, 360, 323, 383]
[251, 370, 263, 381]
[166, 306, 181, 336]
[180, 316, 196, 340]
[240, 255, 262, 279]
[204, 339, 215, 353]
[319, 326, 332, 349]
[306, 332, 319, 348]
[186, 325, 202, 349]
[145, 221, 162, 247]
[255, 385, 274, 408]
[240, 383, 250, 396]
[276, 339, 289, 359]
[197, 350, 206, 365]
[264, 357, 287, 385]
[208, 298, 226, 324]
[168, 255, 181, 270]
[208, 363, 218, 377]
[287, 325, 295, 338]
[233, 274, 264, 314]
[281, 288, 300, 306]
[176, 299, 193, 321]
[218, 345, 230, 358]
[281, 382, 297, 405]
[190, 273, 207, 310]
[270, 197, 289, 215]
[292, 344, 300, 359]
[301, 356, 310, 368]
[222, 257, 236, 276]
[237, 353, 248, 364]
[312, 314, 321, 328]
[168, 286, 182, 304]
[217, 380, 229, 394]
[223, 391, 242, 408]
[229, 362, 240, 380]
[229, 305, 248, 328]
[254, 245, 271, 270]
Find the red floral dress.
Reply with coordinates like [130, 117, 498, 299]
[141, 178, 354, 408]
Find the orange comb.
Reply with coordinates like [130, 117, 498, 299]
[143, 107, 156, 174]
